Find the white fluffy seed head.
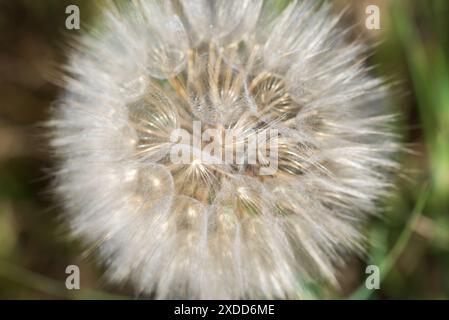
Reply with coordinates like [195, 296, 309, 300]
[50, 0, 399, 299]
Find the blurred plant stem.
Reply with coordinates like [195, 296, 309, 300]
[350, 183, 430, 299]
[0, 259, 129, 299]
[392, 0, 449, 208]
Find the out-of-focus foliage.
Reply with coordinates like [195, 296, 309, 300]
[0, 0, 447, 299]
[350, 0, 449, 300]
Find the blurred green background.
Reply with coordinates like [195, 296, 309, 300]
[0, 0, 447, 299]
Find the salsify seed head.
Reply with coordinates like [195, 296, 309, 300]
[51, 0, 399, 299]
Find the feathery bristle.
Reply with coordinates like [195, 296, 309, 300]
[51, 0, 399, 299]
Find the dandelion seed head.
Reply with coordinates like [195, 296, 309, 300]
[51, 0, 399, 299]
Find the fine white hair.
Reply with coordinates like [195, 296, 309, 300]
[50, 0, 399, 299]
